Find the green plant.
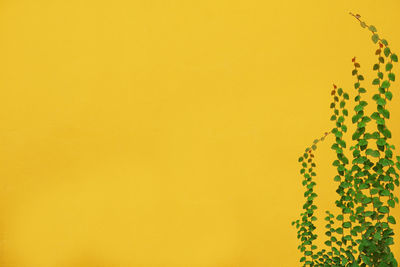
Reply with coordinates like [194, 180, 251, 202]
[292, 12, 399, 266]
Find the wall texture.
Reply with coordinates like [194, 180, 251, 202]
[0, 0, 399, 266]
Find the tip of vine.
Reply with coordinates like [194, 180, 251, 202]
[349, 12, 361, 19]
[352, 57, 356, 62]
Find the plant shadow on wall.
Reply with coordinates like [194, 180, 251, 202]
[292, 13, 400, 267]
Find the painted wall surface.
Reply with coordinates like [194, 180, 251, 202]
[0, 1, 399, 266]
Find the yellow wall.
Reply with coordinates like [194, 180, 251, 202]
[0, 1, 400, 266]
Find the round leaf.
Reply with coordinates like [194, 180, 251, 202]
[369, 25, 377, 32]
[372, 34, 379, 44]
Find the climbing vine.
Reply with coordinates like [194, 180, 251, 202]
[292, 12, 399, 266]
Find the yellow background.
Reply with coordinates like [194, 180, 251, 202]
[0, 0, 400, 266]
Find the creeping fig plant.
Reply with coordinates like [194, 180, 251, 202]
[292, 13, 399, 266]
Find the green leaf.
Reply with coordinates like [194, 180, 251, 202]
[336, 214, 344, 221]
[360, 21, 366, 28]
[372, 132, 380, 139]
[373, 94, 381, 101]
[362, 197, 372, 204]
[352, 131, 362, 140]
[366, 149, 380, 157]
[372, 78, 380, 85]
[380, 189, 390, 196]
[371, 112, 380, 120]
[358, 139, 368, 149]
[373, 63, 379, 70]
[361, 254, 372, 265]
[358, 121, 366, 128]
[370, 188, 379, 195]
[391, 53, 398, 62]
[343, 222, 351, 228]
[383, 129, 392, 138]
[388, 216, 396, 224]
[377, 139, 386, 146]
[377, 97, 386, 106]
[381, 39, 388, 46]
[369, 25, 377, 32]
[380, 109, 390, 119]
[388, 73, 395, 81]
[365, 211, 374, 217]
[325, 230, 332, 237]
[387, 183, 394, 190]
[385, 91, 393, 100]
[362, 116, 371, 123]
[373, 198, 383, 209]
[388, 199, 395, 208]
[379, 56, 385, 63]
[374, 231, 382, 240]
[335, 131, 342, 138]
[381, 80, 390, 88]
[372, 34, 379, 43]
[354, 104, 363, 112]
[351, 115, 358, 123]
[385, 149, 393, 158]
[386, 63, 393, 71]
[378, 206, 389, 213]
[358, 87, 367, 93]
[312, 144, 317, 150]
[384, 47, 391, 57]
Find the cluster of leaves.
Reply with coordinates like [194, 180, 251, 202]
[292, 13, 400, 266]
